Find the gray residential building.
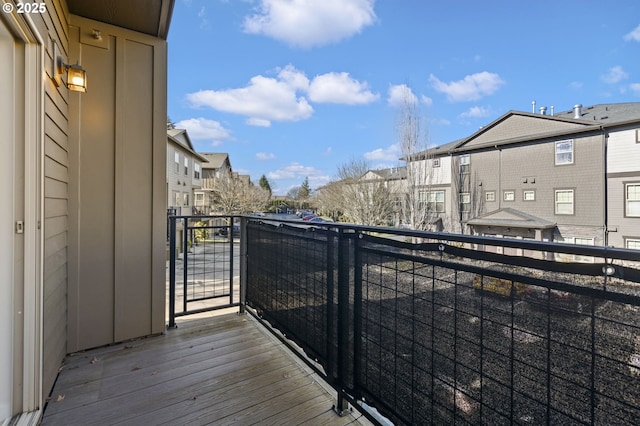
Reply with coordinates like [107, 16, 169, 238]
[408, 102, 640, 251]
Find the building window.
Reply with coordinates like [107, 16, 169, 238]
[555, 189, 574, 215]
[433, 158, 440, 168]
[459, 154, 470, 174]
[523, 190, 536, 201]
[194, 163, 201, 179]
[174, 191, 180, 206]
[503, 191, 515, 201]
[419, 190, 445, 213]
[184, 157, 189, 175]
[626, 183, 640, 217]
[194, 193, 204, 205]
[626, 238, 640, 250]
[485, 191, 496, 202]
[183, 193, 189, 206]
[174, 151, 180, 172]
[555, 139, 574, 165]
[460, 192, 471, 212]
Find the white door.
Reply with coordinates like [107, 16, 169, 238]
[0, 18, 16, 420]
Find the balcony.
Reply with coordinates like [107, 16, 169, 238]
[45, 216, 640, 425]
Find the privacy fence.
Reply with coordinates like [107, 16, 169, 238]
[169, 215, 640, 425]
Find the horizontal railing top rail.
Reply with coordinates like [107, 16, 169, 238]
[233, 215, 639, 261]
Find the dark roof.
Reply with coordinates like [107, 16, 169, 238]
[167, 129, 209, 162]
[554, 103, 640, 124]
[199, 153, 231, 170]
[365, 167, 407, 180]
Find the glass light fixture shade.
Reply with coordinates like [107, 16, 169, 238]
[67, 65, 87, 92]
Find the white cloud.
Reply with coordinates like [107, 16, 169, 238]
[185, 65, 313, 126]
[175, 117, 232, 143]
[630, 83, 640, 94]
[460, 106, 492, 119]
[569, 81, 583, 90]
[256, 152, 276, 160]
[267, 162, 331, 190]
[246, 118, 272, 127]
[624, 24, 640, 42]
[242, 0, 377, 48]
[363, 144, 401, 162]
[198, 6, 209, 29]
[387, 84, 417, 108]
[324, 147, 333, 156]
[601, 66, 629, 84]
[308, 72, 379, 105]
[429, 72, 505, 102]
[387, 85, 432, 108]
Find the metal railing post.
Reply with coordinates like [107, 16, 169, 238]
[183, 217, 189, 313]
[229, 216, 235, 306]
[168, 216, 177, 328]
[239, 216, 248, 314]
[334, 227, 350, 415]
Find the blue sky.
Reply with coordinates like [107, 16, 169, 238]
[167, 0, 640, 195]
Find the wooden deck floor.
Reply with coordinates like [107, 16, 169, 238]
[41, 312, 372, 426]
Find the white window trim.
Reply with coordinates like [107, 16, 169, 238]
[626, 183, 640, 217]
[485, 191, 496, 202]
[523, 190, 535, 201]
[555, 139, 574, 165]
[626, 238, 640, 250]
[460, 192, 471, 212]
[555, 189, 574, 215]
[503, 191, 515, 201]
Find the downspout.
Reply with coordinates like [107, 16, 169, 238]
[496, 145, 502, 210]
[602, 127, 609, 246]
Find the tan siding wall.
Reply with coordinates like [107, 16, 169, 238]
[39, 0, 71, 401]
[67, 15, 167, 352]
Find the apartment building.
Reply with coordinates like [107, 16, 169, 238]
[408, 102, 640, 250]
[167, 128, 208, 216]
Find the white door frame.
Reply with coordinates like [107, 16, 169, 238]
[1, 10, 44, 425]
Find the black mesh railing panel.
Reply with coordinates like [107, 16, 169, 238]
[352, 235, 640, 425]
[239, 219, 640, 425]
[246, 222, 335, 374]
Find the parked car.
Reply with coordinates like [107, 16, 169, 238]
[217, 224, 240, 237]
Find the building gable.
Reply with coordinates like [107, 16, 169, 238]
[460, 113, 594, 150]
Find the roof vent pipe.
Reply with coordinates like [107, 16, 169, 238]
[531, 100, 536, 113]
[539, 106, 547, 115]
[573, 104, 582, 119]
[550, 105, 554, 116]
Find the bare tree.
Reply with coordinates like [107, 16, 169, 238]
[209, 168, 269, 215]
[396, 86, 441, 232]
[315, 159, 395, 226]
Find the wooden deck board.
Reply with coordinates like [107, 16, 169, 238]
[41, 313, 372, 426]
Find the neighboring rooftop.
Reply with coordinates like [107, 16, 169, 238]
[553, 102, 640, 124]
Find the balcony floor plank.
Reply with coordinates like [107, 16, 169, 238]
[42, 313, 371, 426]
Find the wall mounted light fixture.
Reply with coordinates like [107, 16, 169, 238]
[53, 41, 87, 92]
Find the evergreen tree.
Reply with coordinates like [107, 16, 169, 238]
[299, 177, 311, 199]
[259, 174, 272, 196]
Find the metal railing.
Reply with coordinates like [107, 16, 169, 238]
[168, 215, 640, 424]
[168, 215, 241, 328]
